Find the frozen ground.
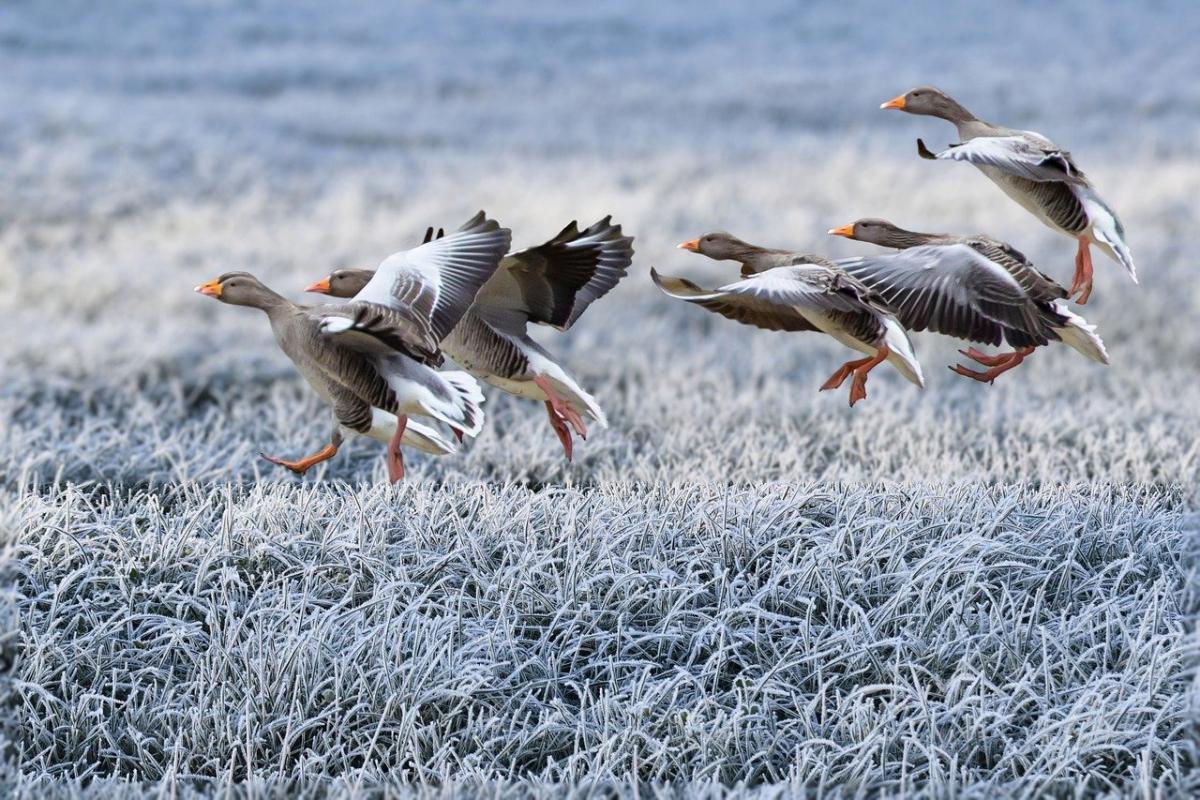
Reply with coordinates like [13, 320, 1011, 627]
[2, 1, 1199, 797]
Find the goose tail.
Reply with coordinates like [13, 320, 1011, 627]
[1051, 302, 1109, 365]
[882, 317, 925, 388]
[439, 370, 487, 437]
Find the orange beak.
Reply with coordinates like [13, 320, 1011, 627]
[827, 224, 856, 239]
[194, 279, 223, 298]
[880, 94, 907, 111]
[305, 276, 332, 294]
[677, 238, 700, 252]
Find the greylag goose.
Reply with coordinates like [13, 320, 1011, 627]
[880, 86, 1134, 304]
[828, 218, 1108, 382]
[653, 232, 924, 406]
[194, 212, 510, 482]
[306, 217, 634, 460]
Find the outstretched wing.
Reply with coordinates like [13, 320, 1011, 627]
[651, 264, 884, 342]
[475, 216, 635, 333]
[353, 211, 512, 344]
[917, 135, 1086, 184]
[312, 301, 444, 366]
[836, 244, 1053, 346]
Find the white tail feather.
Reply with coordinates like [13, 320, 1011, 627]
[535, 362, 608, 428]
[440, 370, 487, 437]
[1051, 302, 1109, 365]
[1081, 188, 1137, 283]
[882, 317, 925, 388]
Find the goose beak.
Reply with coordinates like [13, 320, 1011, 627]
[880, 94, 907, 111]
[305, 276, 332, 294]
[194, 279, 223, 298]
[827, 224, 856, 238]
[677, 238, 700, 252]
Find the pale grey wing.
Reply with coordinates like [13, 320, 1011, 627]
[651, 268, 815, 332]
[311, 301, 443, 367]
[921, 135, 1086, 184]
[651, 263, 887, 335]
[353, 211, 512, 343]
[836, 245, 1048, 346]
[965, 238, 1068, 303]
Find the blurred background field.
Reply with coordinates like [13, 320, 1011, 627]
[2, 1, 1198, 796]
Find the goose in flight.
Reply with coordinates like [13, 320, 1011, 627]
[194, 212, 510, 482]
[654, 232, 924, 406]
[881, 86, 1134, 304]
[307, 217, 634, 460]
[829, 218, 1108, 382]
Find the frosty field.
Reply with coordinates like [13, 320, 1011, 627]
[2, 1, 1199, 797]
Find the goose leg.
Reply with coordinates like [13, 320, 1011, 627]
[820, 355, 875, 392]
[951, 347, 1036, 383]
[544, 400, 574, 461]
[959, 347, 1021, 367]
[847, 346, 889, 407]
[386, 415, 407, 483]
[534, 375, 588, 440]
[1072, 237, 1094, 304]
[260, 442, 339, 475]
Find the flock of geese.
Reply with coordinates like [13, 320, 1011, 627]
[195, 87, 1135, 482]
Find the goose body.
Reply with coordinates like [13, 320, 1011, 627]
[884, 86, 1134, 303]
[655, 233, 923, 406]
[196, 211, 510, 482]
[309, 217, 633, 459]
[829, 218, 1108, 381]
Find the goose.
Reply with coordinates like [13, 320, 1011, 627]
[881, 86, 1134, 304]
[828, 218, 1108, 382]
[653, 232, 924, 406]
[306, 217, 634, 460]
[194, 212, 510, 482]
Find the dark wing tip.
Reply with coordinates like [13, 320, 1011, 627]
[916, 139, 938, 160]
[459, 210, 496, 233]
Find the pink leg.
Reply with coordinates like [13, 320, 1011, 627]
[260, 442, 339, 475]
[544, 400, 573, 461]
[960, 347, 1023, 367]
[1072, 237, 1094, 305]
[387, 415, 407, 483]
[534, 375, 588, 442]
[847, 346, 889, 407]
[951, 347, 1036, 384]
[820, 355, 874, 392]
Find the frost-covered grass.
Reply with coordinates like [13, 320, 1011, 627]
[3, 481, 1198, 797]
[4, 1, 1200, 796]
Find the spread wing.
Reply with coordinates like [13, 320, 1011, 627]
[836, 244, 1054, 346]
[651, 264, 884, 342]
[311, 301, 444, 366]
[352, 211, 512, 344]
[473, 216, 634, 333]
[918, 135, 1086, 184]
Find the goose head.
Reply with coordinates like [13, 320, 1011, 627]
[194, 272, 281, 309]
[677, 231, 755, 262]
[880, 86, 975, 123]
[305, 268, 373, 298]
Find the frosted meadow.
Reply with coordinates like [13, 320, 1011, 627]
[2, 1, 1198, 796]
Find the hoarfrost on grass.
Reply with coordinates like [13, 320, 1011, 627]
[3, 0, 1200, 796]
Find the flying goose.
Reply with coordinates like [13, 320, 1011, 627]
[194, 212, 510, 482]
[307, 217, 634, 460]
[653, 232, 924, 406]
[881, 86, 1134, 304]
[828, 218, 1108, 382]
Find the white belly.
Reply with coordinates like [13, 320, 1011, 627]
[800, 308, 878, 356]
[483, 374, 547, 401]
